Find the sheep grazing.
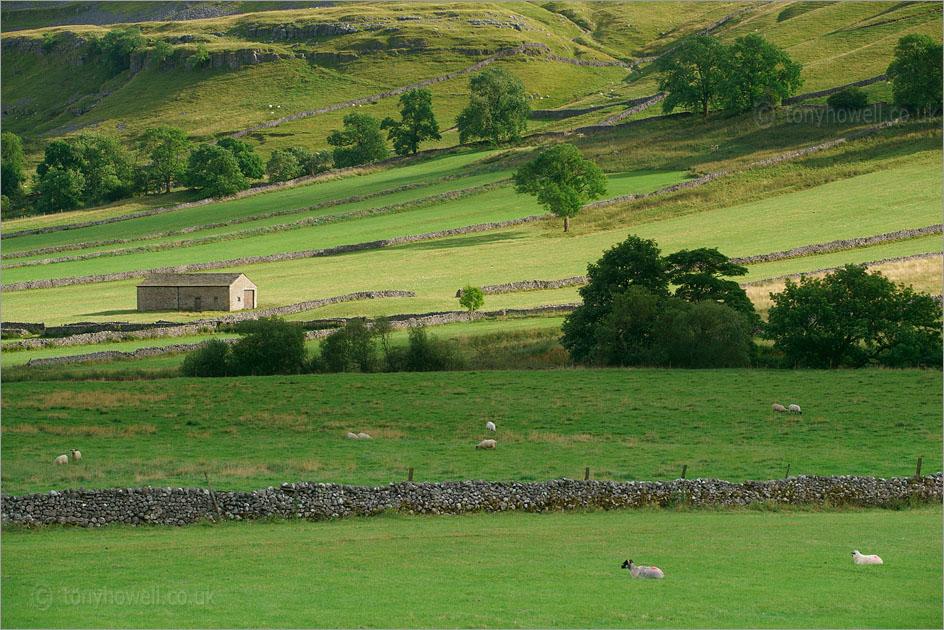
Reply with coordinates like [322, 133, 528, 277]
[485, 421, 496, 432]
[475, 439, 497, 450]
[852, 550, 883, 565]
[771, 403, 787, 413]
[356, 433, 372, 439]
[346, 432, 359, 439]
[788, 404, 802, 414]
[70, 449, 82, 463]
[621, 559, 664, 579]
[53, 455, 68, 465]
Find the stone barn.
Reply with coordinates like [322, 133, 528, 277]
[137, 273, 257, 312]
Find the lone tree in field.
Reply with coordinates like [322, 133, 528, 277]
[458, 285, 485, 315]
[657, 34, 728, 119]
[764, 265, 942, 368]
[139, 125, 190, 193]
[513, 143, 607, 232]
[720, 34, 802, 114]
[456, 66, 530, 145]
[381, 88, 441, 155]
[327, 112, 389, 168]
[886, 34, 943, 115]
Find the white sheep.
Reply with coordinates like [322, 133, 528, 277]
[771, 403, 787, 413]
[852, 550, 883, 565]
[356, 433, 372, 439]
[475, 439, 496, 450]
[53, 454, 68, 465]
[70, 449, 82, 463]
[485, 421, 496, 432]
[622, 559, 664, 578]
[346, 432, 359, 439]
[788, 404, 802, 414]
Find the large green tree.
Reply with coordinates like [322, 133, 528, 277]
[456, 66, 530, 145]
[34, 134, 135, 210]
[184, 143, 249, 198]
[657, 34, 728, 119]
[561, 234, 757, 365]
[327, 112, 390, 168]
[139, 126, 190, 193]
[721, 34, 802, 114]
[228, 318, 308, 376]
[886, 34, 943, 114]
[512, 143, 607, 232]
[216, 137, 265, 180]
[381, 88, 441, 155]
[99, 26, 146, 72]
[1, 132, 26, 200]
[36, 167, 86, 213]
[764, 265, 942, 368]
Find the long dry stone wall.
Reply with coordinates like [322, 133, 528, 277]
[4, 474, 940, 528]
[741, 252, 944, 287]
[782, 74, 888, 105]
[6, 291, 416, 352]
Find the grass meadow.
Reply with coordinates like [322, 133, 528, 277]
[1, 369, 939, 495]
[2, 507, 940, 628]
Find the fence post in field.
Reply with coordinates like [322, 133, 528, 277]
[915, 457, 922, 477]
[785, 463, 790, 479]
[408, 467, 414, 482]
[681, 464, 687, 479]
[584, 466, 590, 481]
[204, 471, 222, 523]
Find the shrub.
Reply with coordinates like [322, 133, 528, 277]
[319, 319, 379, 373]
[402, 326, 464, 372]
[827, 87, 868, 111]
[227, 317, 308, 376]
[180, 339, 231, 377]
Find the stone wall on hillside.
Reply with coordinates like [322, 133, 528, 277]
[3, 474, 940, 528]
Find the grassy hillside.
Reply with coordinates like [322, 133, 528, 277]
[2, 369, 939, 494]
[2, 1, 939, 165]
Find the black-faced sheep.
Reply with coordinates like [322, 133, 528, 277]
[621, 559, 664, 578]
[70, 449, 82, 463]
[852, 550, 883, 565]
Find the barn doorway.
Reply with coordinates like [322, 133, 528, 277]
[244, 289, 255, 309]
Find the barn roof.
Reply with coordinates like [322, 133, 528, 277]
[137, 273, 254, 288]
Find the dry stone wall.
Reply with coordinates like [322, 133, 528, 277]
[783, 74, 888, 105]
[4, 474, 940, 528]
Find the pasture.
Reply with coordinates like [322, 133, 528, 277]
[1, 369, 939, 495]
[2, 507, 940, 628]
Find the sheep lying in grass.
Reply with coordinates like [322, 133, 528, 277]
[852, 550, 883, 565]
[475, 439, 497, 450]
[356, 433, 372, 439]
[788, 404, 802, 414]
[485, 421, 496, 432]
[771, 403, 787, 413]
[621, 559, 664, 579]
[70, 449, 82, 463]
[346, 432, 359, 439]
[53, 455, 68, 465]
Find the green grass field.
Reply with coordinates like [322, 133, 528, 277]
[2, 369, 939, 495]
[2, 507, 940, 628]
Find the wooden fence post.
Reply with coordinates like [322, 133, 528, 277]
[204, 471, 222, 523]
[785, 463, 790, 479]
[408, 467, 414, 482]
[681, 464, 687, 479]
[584, 467, 590, 481]
[915, 457, 922, 477]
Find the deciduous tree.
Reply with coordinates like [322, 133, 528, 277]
[886, 34, 943, 115]
[327, 112, 389, 168]
[456, 66, 529, 145]
[657, 34, 727, 119]
[381, 88, 441, 155]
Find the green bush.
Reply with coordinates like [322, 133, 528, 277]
[401, 326, 464, 372]
[228, 317, 308, 376]
[319, 319, 379, 373]
[180, 339, 231, 377]
[827, 87, 868, 111]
